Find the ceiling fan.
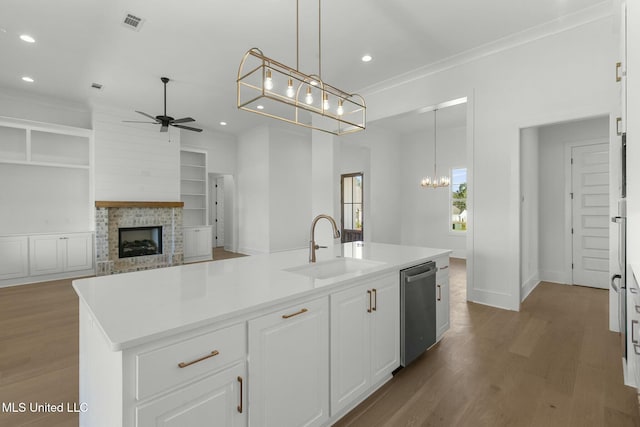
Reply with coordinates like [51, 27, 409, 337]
[124, 77, 202, 133]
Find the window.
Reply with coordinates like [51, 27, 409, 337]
[341, 173, 363, 242]
[450, 168, 467, 232]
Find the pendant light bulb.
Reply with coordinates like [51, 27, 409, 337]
[323, 93, 330, 110]
[286, 78, 295, 98]
[264, 69, 274, 91]
[305, 86, 313, 105]
[337, 99, 344, 116]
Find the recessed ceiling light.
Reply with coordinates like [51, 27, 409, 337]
[361, 55, 373, 63]
[20, 34, 35, 43]
[220, 121, 227, 126]
[22, 76, 34, 83]
[257, 105, 264, 110]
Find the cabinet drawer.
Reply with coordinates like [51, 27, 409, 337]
[136, 322, 246, 400]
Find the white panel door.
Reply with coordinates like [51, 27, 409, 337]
[216, 176, 225, 247]
[0, 236, 29, 280]
[330, 284, 371, 416]
[571, 143, 610, 288]
[29, 235, 64, 276]
[248, 297, 329, 427]
[369, 278, 399, 385]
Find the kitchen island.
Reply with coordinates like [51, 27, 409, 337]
[73, 242, 450, 427]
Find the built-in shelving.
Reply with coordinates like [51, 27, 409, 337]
[180, 149, 208, 227]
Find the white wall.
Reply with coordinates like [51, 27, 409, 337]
[93, 111, 180, 201]
[269, 127, 312, 252]
[0, 89, 91, 129]
[520, 127, 540, 301]
[361, 10, 617, 310]
[399, 124, 467, 257]
[627, 1, 640, 276]
[237, 126, 270, 254]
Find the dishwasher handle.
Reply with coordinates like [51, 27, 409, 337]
[406, 268, 436, 283]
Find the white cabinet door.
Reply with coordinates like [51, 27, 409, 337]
[65, 233, 93, 271]
[29, 235, 64, 276]
[330, 274, 399, 416]
[330, 284, 371, 415]
[183, 227, 212, 262]
[436, 275, 450, 340]
[248, 297, 329, 427]
[370, 278, 399, 385]
[136, 363, 246, 427]
[0, 236, 29, 280]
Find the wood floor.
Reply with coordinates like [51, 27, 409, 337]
[0, 258, 638, 426]
[334, 258, 640, 427]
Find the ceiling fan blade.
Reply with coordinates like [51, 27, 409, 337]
[172, 124, 203, 132]
[160, 125, 169, 132]
[136, 110, 159, 121]
[171, 117, 195, 124]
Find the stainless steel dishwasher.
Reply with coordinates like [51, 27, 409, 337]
[400, 261, 437, 367]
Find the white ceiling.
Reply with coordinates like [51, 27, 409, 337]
[0, 0, 605, 136]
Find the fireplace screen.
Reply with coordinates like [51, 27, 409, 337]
[118, 226, 163, 258]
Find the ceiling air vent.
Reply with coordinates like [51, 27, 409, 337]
[122, 13, 144, 31]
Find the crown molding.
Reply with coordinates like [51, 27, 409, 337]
[360, 1, 614, 97]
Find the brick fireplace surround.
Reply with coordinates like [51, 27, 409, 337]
[95, 201, 184, 275]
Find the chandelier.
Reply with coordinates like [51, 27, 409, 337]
[237, 0, 366, 136]
[420, 108, 450, 188]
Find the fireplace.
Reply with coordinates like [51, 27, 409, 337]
[119, 226, 163, 258]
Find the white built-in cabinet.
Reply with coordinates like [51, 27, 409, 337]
[183, 226, 213, 263]
[330, 273, 399, 416]
[29, 233, 93, 276]
[180, 149, 212, 263]
[435, 256, 451, 340]
[0, 117, 94, 286]
[0, 236, 29, 280]
[248, 296, 330, 427]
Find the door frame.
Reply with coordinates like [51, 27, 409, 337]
[564, 138, 609, 285]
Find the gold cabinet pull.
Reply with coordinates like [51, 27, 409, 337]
[616, 117, 622, 136]
[367, 289, 372, 313]
[237, 376, 243, 413]
[177, 350, 219, 368]
[437, 284, 441, 302]
[282, 308, 308, 319]
[616, 61, 622, 82]
[372, 288, 377, 311]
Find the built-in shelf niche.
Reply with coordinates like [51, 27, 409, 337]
[180, 149, 208, 226]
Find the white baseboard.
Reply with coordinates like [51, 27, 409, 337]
[521, 272, 540, 302]
[540, 270, 569, 284]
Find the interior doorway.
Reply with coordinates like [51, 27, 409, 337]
[208, 173, 236, 252]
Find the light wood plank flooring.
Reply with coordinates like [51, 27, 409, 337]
[334, 258, 640, 426]
[0, 258, 637, 426]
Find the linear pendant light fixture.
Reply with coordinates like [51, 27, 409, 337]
[237, 0, 366, 136]
[420, 108, 450, 189]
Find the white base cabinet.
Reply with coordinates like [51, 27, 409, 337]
[30, 233, 93, 276]
[183, 226, 213, 263]
[435, 256, 450, 341]
[330, 273, 399, 416]
[248, 296, 329, 427]
[0, 236, 28, 280]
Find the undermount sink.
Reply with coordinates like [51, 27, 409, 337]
[285, 257, 386, 280]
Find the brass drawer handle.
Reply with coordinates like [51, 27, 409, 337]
[616, 61, 622, 82]
[367, 290, 372, 313]
[372, 288, 377, 311]
[282, 308, 308, 319]
[617, 117, 622, 136]
[438, 265, 449, 270]
[237, 376, 243, 413]
[437, 284, 442, 302]
[178, 350, 219, 368]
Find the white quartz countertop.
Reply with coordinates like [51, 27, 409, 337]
[73, 242, 450, 351]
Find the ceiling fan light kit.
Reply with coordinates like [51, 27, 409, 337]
[124, 77, 203, 133]
[237, 0, 366, 136]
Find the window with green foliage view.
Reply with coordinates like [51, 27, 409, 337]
[451, 168, 467, 232]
